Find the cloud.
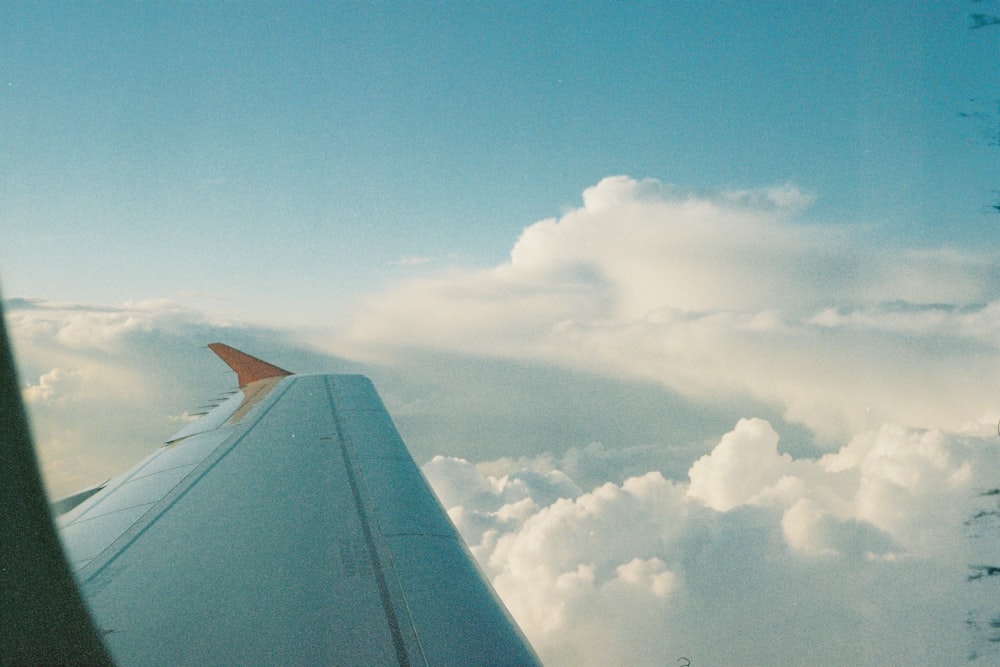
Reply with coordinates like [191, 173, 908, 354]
[7, 175, 1000, 664]
[335, 176, 1000, 438]
[390, 255, 435, 266]
[22, 367, 86, 405]
[3, 298, 343, 497]
[5, 294, 999, 664]
[428, 419, 1000, 665]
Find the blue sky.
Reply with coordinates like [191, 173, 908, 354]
[4, 3, 1000, 665]
[2, 2, 998, 324]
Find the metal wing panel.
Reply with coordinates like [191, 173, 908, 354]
[326, 374, 541, 665]
[56, 371, 540, 666]
[387, 534, 542, 666]
[60, 506, 153, 572]
[328, 375, 457, 538]
[164, 390, 244, 443]
[73, 375, 402, 665]
[58, 411, 242, 570]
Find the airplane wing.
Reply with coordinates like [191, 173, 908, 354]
[1, 316, 540, 664]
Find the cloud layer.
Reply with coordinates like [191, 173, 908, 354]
[4, 298, 344, 497]
[337, 176, 1000, 438]
[7, 176, 1000, 664]
[425, 420, 1000, 665]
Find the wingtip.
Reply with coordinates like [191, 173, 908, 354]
[207, 343, 293, 388]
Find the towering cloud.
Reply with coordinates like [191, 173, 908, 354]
[338, 176, 1000, 438]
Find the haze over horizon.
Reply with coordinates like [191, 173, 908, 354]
[3, 2, 1000, 664]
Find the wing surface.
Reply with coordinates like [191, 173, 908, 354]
[56, 348, 541, 665]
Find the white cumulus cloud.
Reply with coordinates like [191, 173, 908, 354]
[426, 418, 1000, 665]
[336, 176, 1000, 438]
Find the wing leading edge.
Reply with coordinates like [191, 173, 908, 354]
[53, 345, 541, 665]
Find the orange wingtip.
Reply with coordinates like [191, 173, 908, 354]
[207, 343, 293, 388]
